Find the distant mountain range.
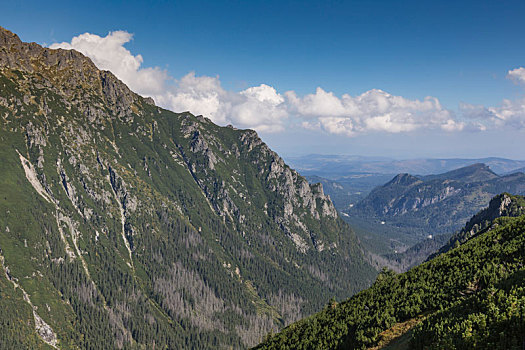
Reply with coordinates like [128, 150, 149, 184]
[287, 154, 525, 177]
[303, 161, 525, 272]
[505, 166, 525, 175]
[349, 163, 525, 236]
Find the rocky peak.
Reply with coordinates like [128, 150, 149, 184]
[0, 26, 154, 120]
[423, 163, 498, 183]
[0, 26, 22, 46]
[386, 173, 421, 187]
[0, 26, 95, 75]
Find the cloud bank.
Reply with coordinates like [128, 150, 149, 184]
[50, 31, 525, 136]
[287, 88, 464, 135]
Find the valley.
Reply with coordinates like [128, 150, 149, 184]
[1, 23, 525, 350]
[256, 194, 525, 349]
[299, 160, 525, 272]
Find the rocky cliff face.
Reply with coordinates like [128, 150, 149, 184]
[0, 27, 374, 349]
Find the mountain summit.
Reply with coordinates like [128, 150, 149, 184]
[422, 162, 498, 183]
[0, 27, 374, 349]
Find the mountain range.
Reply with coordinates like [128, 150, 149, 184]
[349, 163, 525, 237]
[288, 154, 525, 178]
[3, 25, 525, 350]
[0, 27, 375, 349]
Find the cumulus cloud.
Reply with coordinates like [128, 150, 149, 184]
[488, 98, 525, 129]
[155, 75, 287, 132]
[49, 30, 525, 137]
[288, 88, 463, 135]
[507, 67, 525, 84]
[234, 84, 287, 132]
[458, 99, 525, 130]
[155, 72, 231, 125]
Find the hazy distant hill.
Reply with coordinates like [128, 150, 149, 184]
[506, 166, 525, 175]
[287, 154, 525, 177]
[349, 163, 525, 237]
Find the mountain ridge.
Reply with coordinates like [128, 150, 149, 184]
[431, 193, 525, 258]
[0, 27, 375, 349]
[350, 162, 525, 236]
[421, 162, 498, 183]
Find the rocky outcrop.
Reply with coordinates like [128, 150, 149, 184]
[456, 193, 525, 239]
[431, 193, 525, 258]
[0, 26, 153, 121]
[175, 116, 339, 253]
[238, 130, 338, 251]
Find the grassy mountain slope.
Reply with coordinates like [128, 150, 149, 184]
[255, 194, 525, 349]
[0, 27, 375, 349]
[432, 193, 525, 258]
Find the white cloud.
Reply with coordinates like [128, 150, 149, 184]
[155, 72, 231, 125]
[233, 84, 287, 132]
[286, 88, 347, 117]
[507, 67, 525, 84]
[156, 76, 287, 131]
[50, 30, 525, 137]
[458, 100, 525, 131]
[488, 97, 525, 129]
[287, 88, 463, 135]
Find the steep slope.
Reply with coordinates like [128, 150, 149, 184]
[350, 164, 525, 236]
[255, 194, 525, 349]
[0, 27, 375, 349]
[432, 193, 525, 257]
[305, 174, 395, 211]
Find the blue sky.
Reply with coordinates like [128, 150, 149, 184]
[3, 0, 525, 159]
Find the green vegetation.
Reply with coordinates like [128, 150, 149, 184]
[0, 27, 376, 348]
[255, 196, 525, 349]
